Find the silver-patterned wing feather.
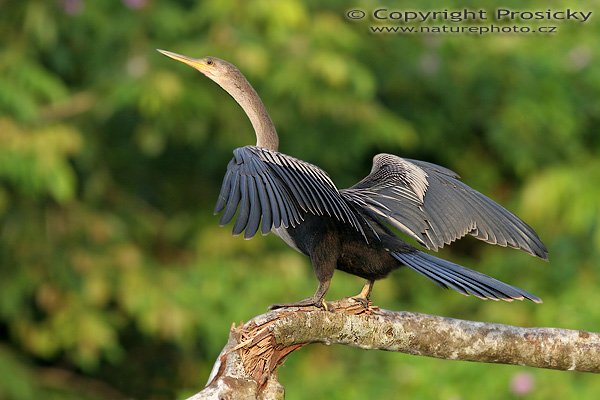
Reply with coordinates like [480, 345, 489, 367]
[341, 153, 548, 259]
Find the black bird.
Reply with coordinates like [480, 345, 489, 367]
[158, 50, 548, 308]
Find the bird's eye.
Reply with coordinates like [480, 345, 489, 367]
[206, 59, 214, 66]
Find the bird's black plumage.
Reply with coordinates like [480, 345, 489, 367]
[158, 50, 547, 308]
[216, 145, 546, 306]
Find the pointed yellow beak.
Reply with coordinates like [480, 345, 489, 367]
[157, 49, 206, 72]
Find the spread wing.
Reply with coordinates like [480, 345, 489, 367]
[214, 146, 368, 239]
[341, 153, 548, 259]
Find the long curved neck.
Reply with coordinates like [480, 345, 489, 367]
[219, 75, 279, 151]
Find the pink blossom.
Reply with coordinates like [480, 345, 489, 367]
[62, 0, 83, 15]
[510, 372, 535, 396]
[122, 0, 147, 10]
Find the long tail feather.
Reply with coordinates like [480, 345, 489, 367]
[391, 251, 541, 303]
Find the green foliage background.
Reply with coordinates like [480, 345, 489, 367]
[1, 0, 599, 398]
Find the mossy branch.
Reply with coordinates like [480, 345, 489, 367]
[187, 298, 600, 400]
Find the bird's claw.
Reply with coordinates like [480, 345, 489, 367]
[269, 297, 328, 311]
[349, 296, 370, 308]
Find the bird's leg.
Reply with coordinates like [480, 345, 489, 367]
[350, 279, 374, 307]
[269, 234, 337, 310]
[269, 279, 331, 310]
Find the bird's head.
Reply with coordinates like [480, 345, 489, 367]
[157, 48, 279, 150]
[157, 49, 243, 86]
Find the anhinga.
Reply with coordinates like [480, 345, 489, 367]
[158, 49, 548, 308]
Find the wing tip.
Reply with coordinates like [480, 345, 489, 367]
[536, 248, 550, 261]
[531, 296, 543, 304]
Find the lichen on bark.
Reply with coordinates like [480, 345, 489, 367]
[188, 298, 600, 399]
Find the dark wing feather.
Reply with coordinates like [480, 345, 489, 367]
[341, 153, 548, 259]
[245, 176, 262, 238]
[219, 172, 241, 226]
[214, 146, 368, 239]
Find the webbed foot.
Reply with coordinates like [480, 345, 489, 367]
[270, 279, 331, 311]
[269, 296, 328, 311]
[349, 295, 370, 308]
[349, 280, 375, 308]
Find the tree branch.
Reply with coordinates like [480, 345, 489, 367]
[187, 298, 600, 399]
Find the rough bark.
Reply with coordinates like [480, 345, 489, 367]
[187, 298, 600, 399]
